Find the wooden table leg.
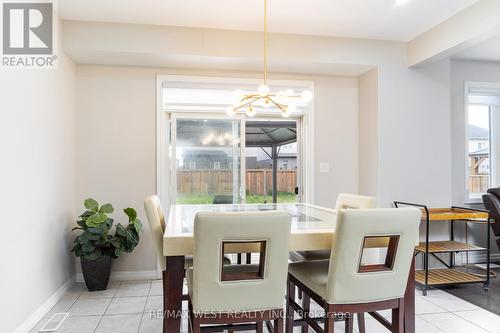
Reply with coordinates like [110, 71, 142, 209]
[404, 256, 415, 333]
[164, 256, 185, 333]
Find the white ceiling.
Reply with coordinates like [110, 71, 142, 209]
[452, 34, 500, 62]
[59, 0, 478, 42]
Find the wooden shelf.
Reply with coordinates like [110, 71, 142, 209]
[415, 241, 485, 253]
[421, 208, 488, 221]
[416, 269, 485, 286]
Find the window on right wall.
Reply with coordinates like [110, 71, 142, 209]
[466, 84, 500, 202]
[467, 104, 490, 201]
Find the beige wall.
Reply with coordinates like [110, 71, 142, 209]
[359, 68, 379, 198]
[0, 50, 77, 331]
[63, 21, 454, 209]
[76, 65, 360, 274]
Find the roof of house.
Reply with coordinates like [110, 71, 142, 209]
[469, 125, 488, 140]
[469, 147, 489, 157]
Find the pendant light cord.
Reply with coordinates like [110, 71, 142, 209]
[263, 0, 267, 84]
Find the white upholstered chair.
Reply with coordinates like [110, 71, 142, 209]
[334, 193, 377, 210]
[144, 195, 230, 302]
[286, 208, 421, 333]
[291, 193, 377, 262]
[187, 210, 292, 333]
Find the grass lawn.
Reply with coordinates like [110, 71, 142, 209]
[176, 192, 297, 204]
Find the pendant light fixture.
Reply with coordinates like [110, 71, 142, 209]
[227, 0, 312, 118]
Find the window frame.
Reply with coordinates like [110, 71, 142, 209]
[156, 74, 315, 210]
[464, 82, 500, 203]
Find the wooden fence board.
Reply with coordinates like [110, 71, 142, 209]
[177, 169, 296, 195]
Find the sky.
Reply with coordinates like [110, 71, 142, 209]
[468, 104, 489, 129]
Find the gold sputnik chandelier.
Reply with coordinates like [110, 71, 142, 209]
[227, 0, 312, 118]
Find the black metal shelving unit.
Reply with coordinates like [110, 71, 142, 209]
[394, 201, 491, 296]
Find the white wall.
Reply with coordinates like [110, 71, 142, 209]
[359, 68, 379, 198]
[63, 21, 455, 209]
[450, 59, 500, 259]
[451, 60, 500, 205]
[0, 51, 77, 331]
[76, 65, 360, 274]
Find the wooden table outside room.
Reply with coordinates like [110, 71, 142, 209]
[162, 203, 416, 333]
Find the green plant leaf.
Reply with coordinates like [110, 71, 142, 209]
[132, 219, 143, 234]
[85, 248, 102, 260]
[123, 208, 137, 221]
[110, 238, 121, 248]
[82, 242, 95, 252]
[79, 210, 94, 218]
[116, 224, 127, 237]
[114, 248, 124, 258]
[78, 232, 89, 243]
[99, 203, 114, 214]
[85, 213, 108, 227]
[84, 198, 99, 212]
[72, 227, 84, 231]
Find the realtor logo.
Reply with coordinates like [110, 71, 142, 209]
[1, 1, 57, 68]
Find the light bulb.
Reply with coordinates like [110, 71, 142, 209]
[300, 90, 313, 103]
[226, 106, 236, 116]
[246, 106, 256, 117]
[257, 84, 270, 97]
[276, 91, 288, 104]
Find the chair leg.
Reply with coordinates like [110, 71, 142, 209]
[345, 314, 353, 333]
[356, 313, 365, 333]
[274, 317, 284, 333]
[191, 319, 201, 333]
[246, 253, 252, 264]
[256, 321, 264, 333]
[237, 253, 242, 264]
[301, 294, 310, 333]
[285, 278, 296, 333]
[392, 299, 404, 333]
[325, 313, 335, 333]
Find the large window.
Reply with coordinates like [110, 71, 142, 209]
[157, 75, 314, 207]
[465, 83, 500, 201]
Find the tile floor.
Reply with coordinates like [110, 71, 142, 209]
[29, 279, 500, 333]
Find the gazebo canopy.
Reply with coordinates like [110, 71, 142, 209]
[245, 121, 297, 147]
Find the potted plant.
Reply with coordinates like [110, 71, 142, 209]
[71, 198, 143, 291]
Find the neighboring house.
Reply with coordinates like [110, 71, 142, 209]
[246, 156, 257, 169]
[181, 150, 231, 170]
[257, 154, 298, 170]
[468, 125, 489, 154]
[468, 125, 489, 175]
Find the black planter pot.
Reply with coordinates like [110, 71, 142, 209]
[81, 256, 112, 291]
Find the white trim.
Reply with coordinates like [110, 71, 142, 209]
[75, 270, 159, 283]
[14, 276, 75, 333]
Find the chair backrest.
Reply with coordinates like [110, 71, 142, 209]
[326, 208, 420, 304]
[483, 190, 500, 236]
[335, 193, 376, 210]
[144, 195, 167, 271]
[192, 210, 291, 312]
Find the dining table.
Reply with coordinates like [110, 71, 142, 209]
[162, 203, 416, 333]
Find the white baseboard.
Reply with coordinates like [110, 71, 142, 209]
[14, 276, 75, 333]
[75, 270, 159, 283]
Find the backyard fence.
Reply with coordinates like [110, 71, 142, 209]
[177, 169, 296, 195]
[468, 175, 488, 194]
